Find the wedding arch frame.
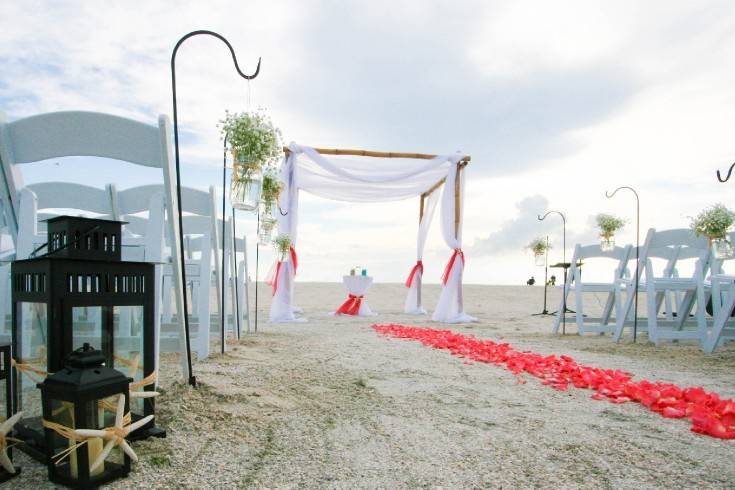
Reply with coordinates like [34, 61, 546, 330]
[277, 145, 472, 318]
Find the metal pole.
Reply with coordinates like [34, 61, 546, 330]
[538, 210, 567, 334]
[605, 186, 640, 342]
[170, 30, 260, 384]
[221, 135, 227, 354]
[255, 211, 260, 333]
[232, 207, 241, 340]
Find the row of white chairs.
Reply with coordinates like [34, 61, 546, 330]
[0, 110, 250, 377]
[553, 228, 735, 352]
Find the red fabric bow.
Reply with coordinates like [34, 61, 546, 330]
[290, 246, 298, 274]
[270, 261, 283, 296]
[372, 323, 735, 440]
[405, 260, 424, 288]
[441, 249, 465, 285]
[336, 294, 364, 316]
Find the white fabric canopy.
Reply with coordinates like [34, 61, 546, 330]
[270, 142, 476, 323]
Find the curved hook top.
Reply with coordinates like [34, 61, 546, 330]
[172, 29, 261, 80]
[717, 162, 735, 183]
[538, 210, 566, 224]
[605, 185, 639, 200]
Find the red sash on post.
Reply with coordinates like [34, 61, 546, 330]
[336, 294, 363, 316]
[441, 249, 465, 285]
[270, 261, 283, 296]
[290, 245, 298, 274]
[405, 260, 424, 288]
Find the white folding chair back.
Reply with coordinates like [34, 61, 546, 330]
[613, 228, 709, 344]
[553, 243, 632, 335]
[0, 111, 190, 380]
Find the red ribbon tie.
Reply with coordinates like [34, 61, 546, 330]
[441, 249, 465, 285]
[405, 260, 424, 288]
[336, 294, 364, 316]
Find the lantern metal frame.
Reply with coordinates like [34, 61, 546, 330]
[0, 342, 20, 481]
[38, 344, 133, 488]
[11, 217, 164, 462]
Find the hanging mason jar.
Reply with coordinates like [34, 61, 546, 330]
[258, 218, 276, 246]
[711, 236, 734, 260]
[600, 235, 615, 252]
[534, 253, 545, 266]
[230, 157, 262, 211]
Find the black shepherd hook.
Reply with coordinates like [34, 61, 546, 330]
[717, 162, 735, 183]
[538, 210, 567, 334]
[171, 29, 260, 386]
[605, 185, 640, 343]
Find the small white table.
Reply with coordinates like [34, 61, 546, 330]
[333, 275, 376, 316]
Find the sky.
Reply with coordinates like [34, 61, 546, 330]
[2, 0, 735, 285]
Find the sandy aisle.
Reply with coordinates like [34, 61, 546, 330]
[14, 283, 735, 488]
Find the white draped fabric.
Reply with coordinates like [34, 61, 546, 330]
[432, 167, 477, 323]
[404, 190, 439, 314]
[270, 142, 475, 323]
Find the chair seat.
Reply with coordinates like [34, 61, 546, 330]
[569, 283, 615, 292]
[649, 277, 698, 290]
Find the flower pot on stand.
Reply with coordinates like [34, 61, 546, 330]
[230, 157, 262, 211]
[711, 236, 733, 260]
[600, 235, 615, 252]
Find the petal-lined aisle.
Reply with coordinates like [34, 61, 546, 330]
[373, 324, 735, 439]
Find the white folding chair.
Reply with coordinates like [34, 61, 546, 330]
[0, 110, 190, 380]
[613, 228, 710, 345]
[553, 243, 632, 335]
[114, 184, 223, 360]
[702, 232, 735, 353]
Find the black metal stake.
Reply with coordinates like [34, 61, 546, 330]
[221, 135, 228, 354]
[538, 210, 567, 334]
[232, 207, 241, 340]
[255, 211, 260, 333]
[170, 29, 260, 385]
[606, 186, 640, 342]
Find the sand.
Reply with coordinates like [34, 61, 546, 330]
[12, 282, 735, 489]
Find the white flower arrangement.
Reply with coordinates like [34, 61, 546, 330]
[273, 233, 292, 261]
[219, 110, 282, 166]
[690, 203, 735, 240]
[527, 237, 550, 256]
[596, 214, 626, 239]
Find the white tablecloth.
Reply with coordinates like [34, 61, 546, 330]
[333, 275, 376, 316]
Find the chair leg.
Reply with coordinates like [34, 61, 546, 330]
[613, 286, 629, 342]
[161, 275, 173, 323]
[705, 289, 735, 353]
[575, 286, 584, 334]
[647, 287, 659, 344]
[0, 265, 9, 336]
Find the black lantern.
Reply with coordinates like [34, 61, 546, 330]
[39, 343, 133, 488]
[11, 216, 163, 461]
[0, 342, 20, 481]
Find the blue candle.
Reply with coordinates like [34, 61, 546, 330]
[361, 268, 367, 276]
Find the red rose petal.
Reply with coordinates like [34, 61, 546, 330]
[372, 323, 735, 440]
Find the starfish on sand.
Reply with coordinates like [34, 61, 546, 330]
[0, 411, 22, 474]
[74, 395, 153, 472]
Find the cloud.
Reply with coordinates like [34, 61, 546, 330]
[469, 194, 603, 256]
[470, 195, 554, 255]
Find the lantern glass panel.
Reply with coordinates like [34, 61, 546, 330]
[16, 302, 47, 427]
[113, 305, 144, 414]
[72, 306, 105, 352]
[46, 396, 125, 481]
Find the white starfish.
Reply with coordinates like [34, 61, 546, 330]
[0, 411, 22, 474]
[74, 395, 153, 472]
